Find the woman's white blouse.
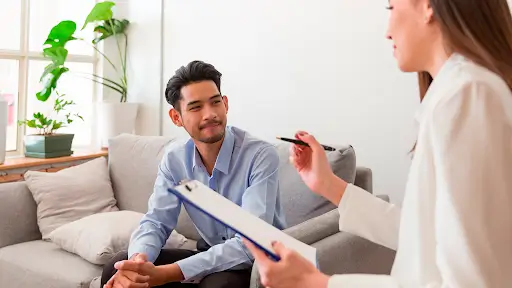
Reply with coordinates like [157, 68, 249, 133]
[329, 54, 512, 287]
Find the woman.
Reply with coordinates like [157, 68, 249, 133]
[243, 0, 512, 287]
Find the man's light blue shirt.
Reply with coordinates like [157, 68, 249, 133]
[128, 126, 286, 283]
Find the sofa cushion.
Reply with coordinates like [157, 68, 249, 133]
[48, 210, 193, 265]
[0, 240, 102, 288]
[0, 181, 41, 249]
[274, 143, 356, 227]
[24, 157, 119, 239]
[108, 134, 201, 240]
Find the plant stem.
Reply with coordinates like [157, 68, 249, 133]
[86, 40, 118, 74]
[72, 72, 124, 95]
[122, 32, 128, 102]
[73, 71, 126, 92]
[109, 19, 127, 102]
[87, 77, 125, 95]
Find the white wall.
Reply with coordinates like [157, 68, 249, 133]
[104, 0, 164, 136]
[161, 0, 420, 203]
[120, 0, 420, 203]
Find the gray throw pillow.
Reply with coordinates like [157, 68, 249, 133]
[274, 143, 356, 228]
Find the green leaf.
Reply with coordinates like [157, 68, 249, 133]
[43, 20, 77, 49]
[37, 115, 47, 126]
[52, 122, 63, 130]
[43, 46, 68, 66]
[26, 120, 37, 128]
[41, 63, 58, 82]
[37, 67, 69, 101]
[54, 97, 63, 106]
[92, 19, 129, 44]
[82, 1, 116, 30]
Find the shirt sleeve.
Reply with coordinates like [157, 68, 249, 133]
[329, 81, 512, 287]
[176, 145, 281, 283]
[128, 154, 182, 263]
[338, 184, 401, 251]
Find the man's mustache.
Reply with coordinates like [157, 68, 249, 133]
[199, 120, 222, 130]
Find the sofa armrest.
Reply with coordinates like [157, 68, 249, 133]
[283, 194, 388, 245]
[283, 209, 340, 245]
[354, 166, 373, 193]
[0, 182, 41, 249]
[314, 231, 395, 276]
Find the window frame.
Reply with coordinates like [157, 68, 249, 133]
[0, 0, 99, 156]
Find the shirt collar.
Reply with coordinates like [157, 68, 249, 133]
[415, 53, 466, 123]
[191, 127, 235, 175]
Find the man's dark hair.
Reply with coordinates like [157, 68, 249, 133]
[165, 60, 222, 111]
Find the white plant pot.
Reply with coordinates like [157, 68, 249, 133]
[0, 100, 7, 164]
[97, 102, 139, 148]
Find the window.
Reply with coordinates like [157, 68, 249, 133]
[0, 0, 98, 155]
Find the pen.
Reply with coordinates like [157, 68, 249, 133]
[276, 137, 336, 151]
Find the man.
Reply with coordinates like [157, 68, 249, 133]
[101, 60, 286, 288]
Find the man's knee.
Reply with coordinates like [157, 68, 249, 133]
[100, 250, 129, 286]
[199, 269, 251, 288]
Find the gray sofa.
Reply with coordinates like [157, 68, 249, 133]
[0, 134, 395, 288]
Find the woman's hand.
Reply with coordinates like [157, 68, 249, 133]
[290, 131, 347, 205]
[243, 239, 330, 288]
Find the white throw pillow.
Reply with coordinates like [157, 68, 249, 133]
[48, 210, 191, 265]
[24, 157, 119, 239]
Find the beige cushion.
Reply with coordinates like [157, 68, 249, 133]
[24, 157, 119, 239]
[48, 210, 191, 265]
[108, 134, 202, 241]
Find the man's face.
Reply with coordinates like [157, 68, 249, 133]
[170, 80, 229, 144]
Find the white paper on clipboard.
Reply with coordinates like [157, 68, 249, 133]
[168, 179, 317, 266]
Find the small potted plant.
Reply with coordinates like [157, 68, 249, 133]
[18, 91, 83, 158]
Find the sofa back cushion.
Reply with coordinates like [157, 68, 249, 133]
[274, 143, 356, 228]
[108, 134, 201, 240]
[108, 134, 356, 239]
[0, 181, 41, 248]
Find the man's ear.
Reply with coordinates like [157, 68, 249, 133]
[169, 108, 183, 127]
[222, 95, 229, 114]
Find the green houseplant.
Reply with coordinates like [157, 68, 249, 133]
[39, 0, 130, 102]
[18, 92, 83, 158]
[40, 0, 138, 148]
[19, 1, 137, 155]
[18, 1, 132, 157]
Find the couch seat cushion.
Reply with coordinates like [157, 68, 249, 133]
[0, 240, 102, 288]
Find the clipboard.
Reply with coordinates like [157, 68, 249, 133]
[167, 179, 318, 266]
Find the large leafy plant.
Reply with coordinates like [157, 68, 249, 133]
[40, 1, 130, 102]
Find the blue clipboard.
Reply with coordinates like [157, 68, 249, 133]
[167, 185, 281, 262]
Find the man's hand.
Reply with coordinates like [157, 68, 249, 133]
[104, 253, 153, 288]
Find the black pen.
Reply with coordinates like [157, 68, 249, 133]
[276, 137, 336, 151]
